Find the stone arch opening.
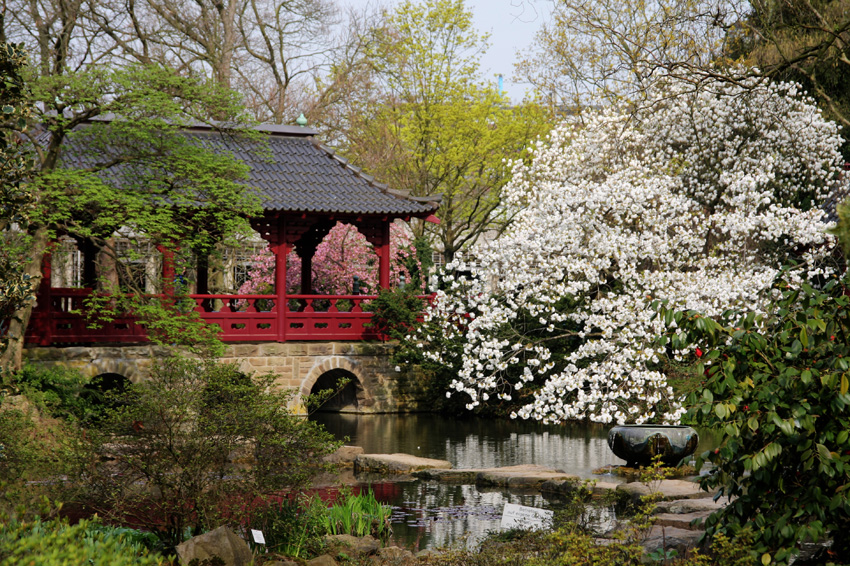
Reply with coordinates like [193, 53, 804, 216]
[309, 368, 362, 413]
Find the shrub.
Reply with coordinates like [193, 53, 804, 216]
[73, 356, 341, 550]
[367, 287, 425, 341]
[658, 275, 850, 564]
[12, 365, 106, 423]
[0, 518, 165, 565]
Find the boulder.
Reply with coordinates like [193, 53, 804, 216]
[324, 534, 380, 557]
[371, 546, 416, 565]
[653, 511, 713, 531]
[654, 498, 727, 515]
[475, 465, 579, 489]
[640, 525, 704, 558]
[354, 453, 452, 474]
[616, 480, 713, 504]
[306, 555, 338, 566]
[175, 526, 252, 566]
[324, 445, 365, 466]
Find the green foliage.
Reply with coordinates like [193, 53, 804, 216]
[2, 58, 262, 373]
[0, 42, 36, 368]
[0, 518, 165, 565]
[249, 495, 327, 558]
[12, 365, 110, 424]
[340, 0, 552, 263]
[73, 356, 341, 550]
[0, 406, 36, 483]
[247, 488, 391, 559]
[318, 487, 392, 539]
[367, 287, 425, 341]
[0, 400, 81, 522]
[657, 274, 850, 563]
[81, 285, 225, 357]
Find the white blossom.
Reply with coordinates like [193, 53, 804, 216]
[410, 76, 843, 425]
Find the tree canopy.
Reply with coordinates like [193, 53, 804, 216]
[336, 0, 552, 263]
[0, 44, 262, 371]
[401, 75, 843, 424]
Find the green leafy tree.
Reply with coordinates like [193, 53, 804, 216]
[74, 356, 340, 550]
[337, 0, 552, 263]
[658, 274, 850, 563]
[0, 49, 261, 372]
[0, 41, 36, 369]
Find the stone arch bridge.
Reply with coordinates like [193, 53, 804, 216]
[23, 342, 429, 414]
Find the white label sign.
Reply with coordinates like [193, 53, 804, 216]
[251, 529, 266, 544]
[500, 503, 553, 531]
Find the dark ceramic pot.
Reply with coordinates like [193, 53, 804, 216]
[607, 425, 699, 468]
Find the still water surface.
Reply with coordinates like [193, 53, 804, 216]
[311, 413, 717, 550]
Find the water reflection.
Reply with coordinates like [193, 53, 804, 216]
[312, 413, 718, 478]
[364, 481, 616, 551]
[311, 413, 719, 550]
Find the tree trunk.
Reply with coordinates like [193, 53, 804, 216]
[1, 227, 50, 374]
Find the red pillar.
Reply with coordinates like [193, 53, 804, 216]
[158, 245, 175, 297]
[275, 218, 289, 342]
[378, 221, 391, 290]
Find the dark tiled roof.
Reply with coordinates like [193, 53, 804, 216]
[195, 131, 437, 216]
[54, 122, 439, 217]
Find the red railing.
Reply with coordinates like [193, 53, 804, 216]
[25, 288, 428, 345]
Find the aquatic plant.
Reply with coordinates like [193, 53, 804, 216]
[319, 487, 392, 539]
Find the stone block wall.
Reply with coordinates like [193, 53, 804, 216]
[23, 341, 432, 414]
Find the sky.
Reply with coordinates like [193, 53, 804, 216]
[338, 0, 553, 102]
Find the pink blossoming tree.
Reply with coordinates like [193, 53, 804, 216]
[237, 222, 423, 298]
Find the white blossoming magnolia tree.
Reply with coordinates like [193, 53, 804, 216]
[403, 77, 844, 425]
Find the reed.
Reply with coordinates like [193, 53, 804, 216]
[319, 488, 392, 539]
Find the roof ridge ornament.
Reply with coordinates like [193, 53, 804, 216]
[296, 113, 308, 126]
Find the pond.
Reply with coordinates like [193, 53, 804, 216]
[311, 413, 719, 550]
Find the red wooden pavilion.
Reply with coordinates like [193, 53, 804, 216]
[25, 123, 440, 345]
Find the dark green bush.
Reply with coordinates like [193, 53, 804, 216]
[12, 364, 115, 424]
[0, 518, 165, 565]
[367, 287, 425, 341]
[658, 276, 850, 564]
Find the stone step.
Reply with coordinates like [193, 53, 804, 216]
[654, 511, 714, 531]
[654, 497, 727, 515]
[616, 479, 714, 503]
[354, 453, 452, 474]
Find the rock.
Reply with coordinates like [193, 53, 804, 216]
[616, 479, 713, 504]
[263, 561, 299, 566]
[412, 468, 481, 482]
[175, 526, 252, 566]
[654, 498, 727, 515]
[475, 465, 580, 489]
[540, 478, 583, 495]
[354, 453, 452, 474]
[641, 525, 704, 558]
[591, 481, 622, 497]
[371, 546, 416, 565]
[653, 511, 713, 531]
[324, 445, 365, 466]
[324, 534, 380, 557]
[306, 555, 338, 566]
